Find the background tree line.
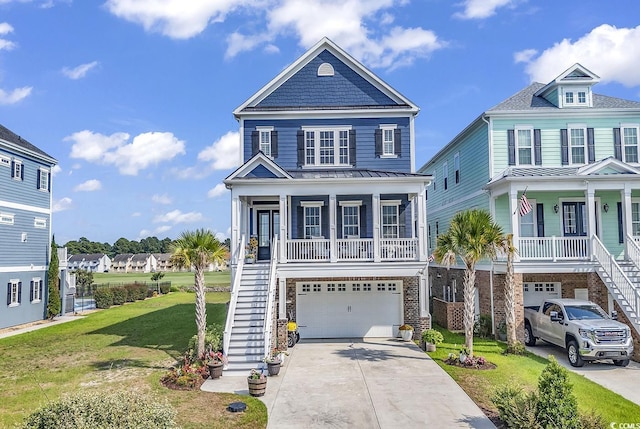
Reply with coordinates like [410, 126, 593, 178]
[64, 236, 231, 258]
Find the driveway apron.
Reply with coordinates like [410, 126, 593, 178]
[266, 339, 495, 429]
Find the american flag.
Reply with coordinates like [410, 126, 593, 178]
[428, 254, 435, 262]
[519, 193, 532, 216]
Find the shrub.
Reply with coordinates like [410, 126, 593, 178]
[504, 341, 526, 355]
[188, 324, 224, 360]
[22, 390, 178, 429]
[159, 282, 171, 294]
[474, 314, 493, 338]
[111, 286, 127, 306]
[421, 329, 444, 345]
[151, 271, 165, 281]
[124, 284, 137, 302]
[169, 285, 180, 293]
[492, 384, 540, 429]
[579, 410, 607, 429]
[536, 356, 579, 429]
[94, 288, 113, 309]
[124, 283, 147, 301]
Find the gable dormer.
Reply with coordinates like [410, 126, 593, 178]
[534, 63, 600, 108]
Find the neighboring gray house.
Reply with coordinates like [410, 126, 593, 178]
[130, 253, 157, 273]
[0, 124, 57, 329]
[111, 254, 133, 273]
[68, 253, 111, 272]
[153, 253, 174, 272]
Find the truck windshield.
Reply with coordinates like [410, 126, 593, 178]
[564, 305, 607, 320]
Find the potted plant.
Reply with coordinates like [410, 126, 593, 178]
[245, 237, 258, 263]
[203, 350, 227, 379]
[421, 329, 444, 352]
[264, 348, 288, 376]
[398, 324, 414, 341]
[497, 320, 507, 341]
[459, 346, 470, 363]
[247, 369, 267, 397]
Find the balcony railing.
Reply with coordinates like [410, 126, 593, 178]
[285, 237, 419, 262]
[518, 236, 590, 261]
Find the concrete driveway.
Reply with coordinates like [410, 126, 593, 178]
[203, 339, 495, 429]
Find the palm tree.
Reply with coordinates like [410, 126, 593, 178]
[502, 233, 519, 350]
[171, 229, 227, 357]
[434, 209, 504, 357]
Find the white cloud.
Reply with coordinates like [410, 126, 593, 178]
[62, 61, 99, 79]
[66, 130, 186, 175]
[518, 24, 640, 87]
[139, 225, 172, 240]
[453, 0, 516, 20]
[155, 225, 172, 234]
[152, 193, 172, 204]
[513, 48, 537, 64]
[0, 22, 16, 51]
[74, 179, 102, 192]
[153, 209, 204, 224]
[131, 212, 141, 217]
[207, 183, 227, 198]
[52, 197, 72, 212]
[198, 130, 241, 170]
[0, 86, 32, 104]
[215, 231, 226, 241]
[51, 165, 62, 176]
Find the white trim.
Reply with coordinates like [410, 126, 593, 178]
[410, 115, 416, 173]
[38, 167, 50, 192]
[301, 201, 325, 207]
[380, 199, 402, 206]
[31, 277, 42, 302]
[8, 279, 19, 306]
[621, 123, 640, 163]
[380, 124, 396, 157]
[567, 123, 588, 165]
[34, 217, 47, 228]
[12, 159, 22, 181]
[0, 200, 51, 215]
[338, 200, 362, 206]
[514, 125, 534, 166]
[442, 161, 448, 190]
[317, 62, 335, 76]
[302, 126, 352, 167]
[454, 152, 460, 184]
[0, 212, 14, 225]
[0, 265, 47, 272]
[0, 155, 10, 167]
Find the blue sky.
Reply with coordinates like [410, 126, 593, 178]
[1, 0, 639, 245]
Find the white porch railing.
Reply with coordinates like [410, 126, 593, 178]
[223, 234, 246, 357]
[286, 238, 331, 261]
[336, 238, 374, 261]
[628, 234, 640, 270]
[518, 236, 590, 261]
[380, 238, 418, 261]
[263, 235, 278, 360]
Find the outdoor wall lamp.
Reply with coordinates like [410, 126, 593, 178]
[603, 203, 609, 213]
[553, 204, 559, 213]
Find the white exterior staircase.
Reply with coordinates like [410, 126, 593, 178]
[224, 263, 270, 375]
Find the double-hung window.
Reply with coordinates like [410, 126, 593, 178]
[258, 127, 272, 157]
[516, 127, 533, 165]
[302, 202, 323, 238]
[303, 127, 350, 166]
[454, 152, 460, 184]
[622, 124, 640, 163]
[381, 201, 400, 238]
[380, 125, 396, 157]
[443, 162, 448, 190]
[8, 280, 20, 306]
[632, 202, 640, 236]
[519, 199, 537, 237]
[31, 278, 42, 302]
[568, 125, 587, 164]
[563, 87, 589, 107]
[38, 168, 50, 191]
[340, 201, 361, 237]
[12, 160, 22, 181]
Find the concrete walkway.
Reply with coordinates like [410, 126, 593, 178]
[203, 339, 495, 429]
[0, 315, 83, 340]
[526, 342, 640, 406]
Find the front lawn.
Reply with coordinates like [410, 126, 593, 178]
[92, 270, 231, 288]
[428, 327, 640, 423]
[0, 292, 267, 428]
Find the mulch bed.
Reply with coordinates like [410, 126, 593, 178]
[444, 357, 497, 370]
[160, 376, 205, 391]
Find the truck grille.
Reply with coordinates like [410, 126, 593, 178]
[594, 330, 626, 344]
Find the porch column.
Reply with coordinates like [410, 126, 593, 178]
[373, 193, 381, 262]
[623, 185, 633, 256]
[585, 189, 596, 239]
[419, 269, 429, 317]
[416, 188, 427, 261]
[278, 278, 287, 319]
[279, 195, 288, 263]
[329, 194, 337, 262]
[231, 195, 240, 261]
[509, 189, 521, 262]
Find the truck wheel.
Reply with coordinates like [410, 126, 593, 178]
[567, 340, 584, 367]
[613, 359, 630, 367]
[524, 323, 536, 346]
[287, 333, 296, 348]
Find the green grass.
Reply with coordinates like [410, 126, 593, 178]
[92, 270, 231, 288]
[428, 327, 640, 422]
[0, 291, 267, 428]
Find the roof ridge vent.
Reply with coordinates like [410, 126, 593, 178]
[317, 62, 335, 77]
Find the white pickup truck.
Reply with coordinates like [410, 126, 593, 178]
[524, 298, 633, 367]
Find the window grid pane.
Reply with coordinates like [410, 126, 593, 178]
[381, 205, 399, 238]
[260, 131, 271, 156]
[342, 206, 359, 237]
[570, 129, 585, 164]
[304, 206, 321, 238]
[383, 129, 394, 155]
[305, 132, 315, 165]
[339, 130, 349, 164]
[578, 92, 586, 103]
[633, 203, 640, 236]
[624, 128, 638, 162]
[566, 92, 574, 103]
[319, 131, 334, 164]
[517, 129, 532, 165]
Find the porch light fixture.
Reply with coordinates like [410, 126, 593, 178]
[553, 204, 559, 213]
[603, 203, 609, 213]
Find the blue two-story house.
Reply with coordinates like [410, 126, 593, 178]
[223, 38, 432, 372]
[0, 124, 57, 329]
[420, 64, 640, 360]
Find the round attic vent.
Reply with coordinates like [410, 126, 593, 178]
[317, 62, 335, 76]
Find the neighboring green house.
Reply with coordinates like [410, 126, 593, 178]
[420, 64, 640, 358]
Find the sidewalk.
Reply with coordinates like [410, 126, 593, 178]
[0, 315, 84, 340]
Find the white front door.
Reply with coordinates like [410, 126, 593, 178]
[296, 281, 402, 338]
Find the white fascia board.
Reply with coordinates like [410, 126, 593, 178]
[228, 179, 430, 197]
[487, 108, 640, 119]
[236, 108, 418, 120]
[0, 139, 57, 165]
[0, 200, 51, 215]
[0, 265, 47, 273]
[277, 262, 425, 278]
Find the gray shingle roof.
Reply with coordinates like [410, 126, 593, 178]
[487, 83, 640, 112]
[0, 123, 55, 160]
[69, 253, 107, 263]
[113, 254, 133, 262]
[287, 169, 430, 179]
[503, 167, 580, 177]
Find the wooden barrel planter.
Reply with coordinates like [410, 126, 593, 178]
[207, 362, 224, 379]
[247, 377, 267, 397]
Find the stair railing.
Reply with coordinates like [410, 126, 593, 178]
[625, 234, 640, 271]
[592, 235, 640, 328]
[223, 233, 246, 357]
[263, 235, 279, 359]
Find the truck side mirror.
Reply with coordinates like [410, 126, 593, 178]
[611, 311, 618, 320]
[550, 311, 562, 322]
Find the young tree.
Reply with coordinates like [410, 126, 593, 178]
[502, 233, 520, 351]
[536, 356, 580, 428]
[434, 209, 504, 357]
[171, 229, 227, 357]
[47, 236, 61, 319]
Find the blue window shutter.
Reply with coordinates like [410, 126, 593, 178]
[296, 205, 304, 238]
[251, 131, 259, 156]
[349, 130, 356, 165]
[394, 128, 401, 156]
[507, 129, 515, 165]
[321, 205, 329, 237]
[399, 203, 406, 238]
[560, 129, 569, 165]
[297, 130, 304, 167]
[18, 282, 22, 303]
[613, 128, 622, 161]
[37, 169, 41, 189]
[20, 165, 24, 180]
[271, 131, 278, 158]
[39, 280, 43, 300]
[536, 204, 544, 237]
[534, 129, 542, 165]
[374, 129, 382, 157]
[587, 128, 595, 163]
[360, 206, 366, 237]
[10, 161, 15, 178]
[618, 202, 624, 244]
[48, 173, 51, 192]
[6, 283, 10, 305]
[30, 281, 34, 301]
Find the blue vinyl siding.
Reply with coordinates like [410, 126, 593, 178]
[0, 148, 51, 209]
[244, 117, 411, 172]
[257, 50, 398, 108]
[0, 207, 49, 267]
[0, 270, 47, 328]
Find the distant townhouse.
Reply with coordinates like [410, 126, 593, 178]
[130, 253, 157, 273]
[153, 253, 174, 272]
[68, 253, 111, 273]
[111, 254, 133, 273]
[0, 124, 57, 329]
[420, 64, 640, 359]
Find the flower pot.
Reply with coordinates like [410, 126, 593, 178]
[399, 329, 413, 341]
[245, 257, 254, 264]
[266, 360, 281, 376]
[247, 377, 267, 397]
[425, 343, 437, 352]
[207, 362, 224, 379]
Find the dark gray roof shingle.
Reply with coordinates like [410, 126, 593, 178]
[0, 123, 55, 160]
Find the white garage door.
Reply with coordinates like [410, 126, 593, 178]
[297, 280, 402, 338]
[523, 282, 560, 307]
